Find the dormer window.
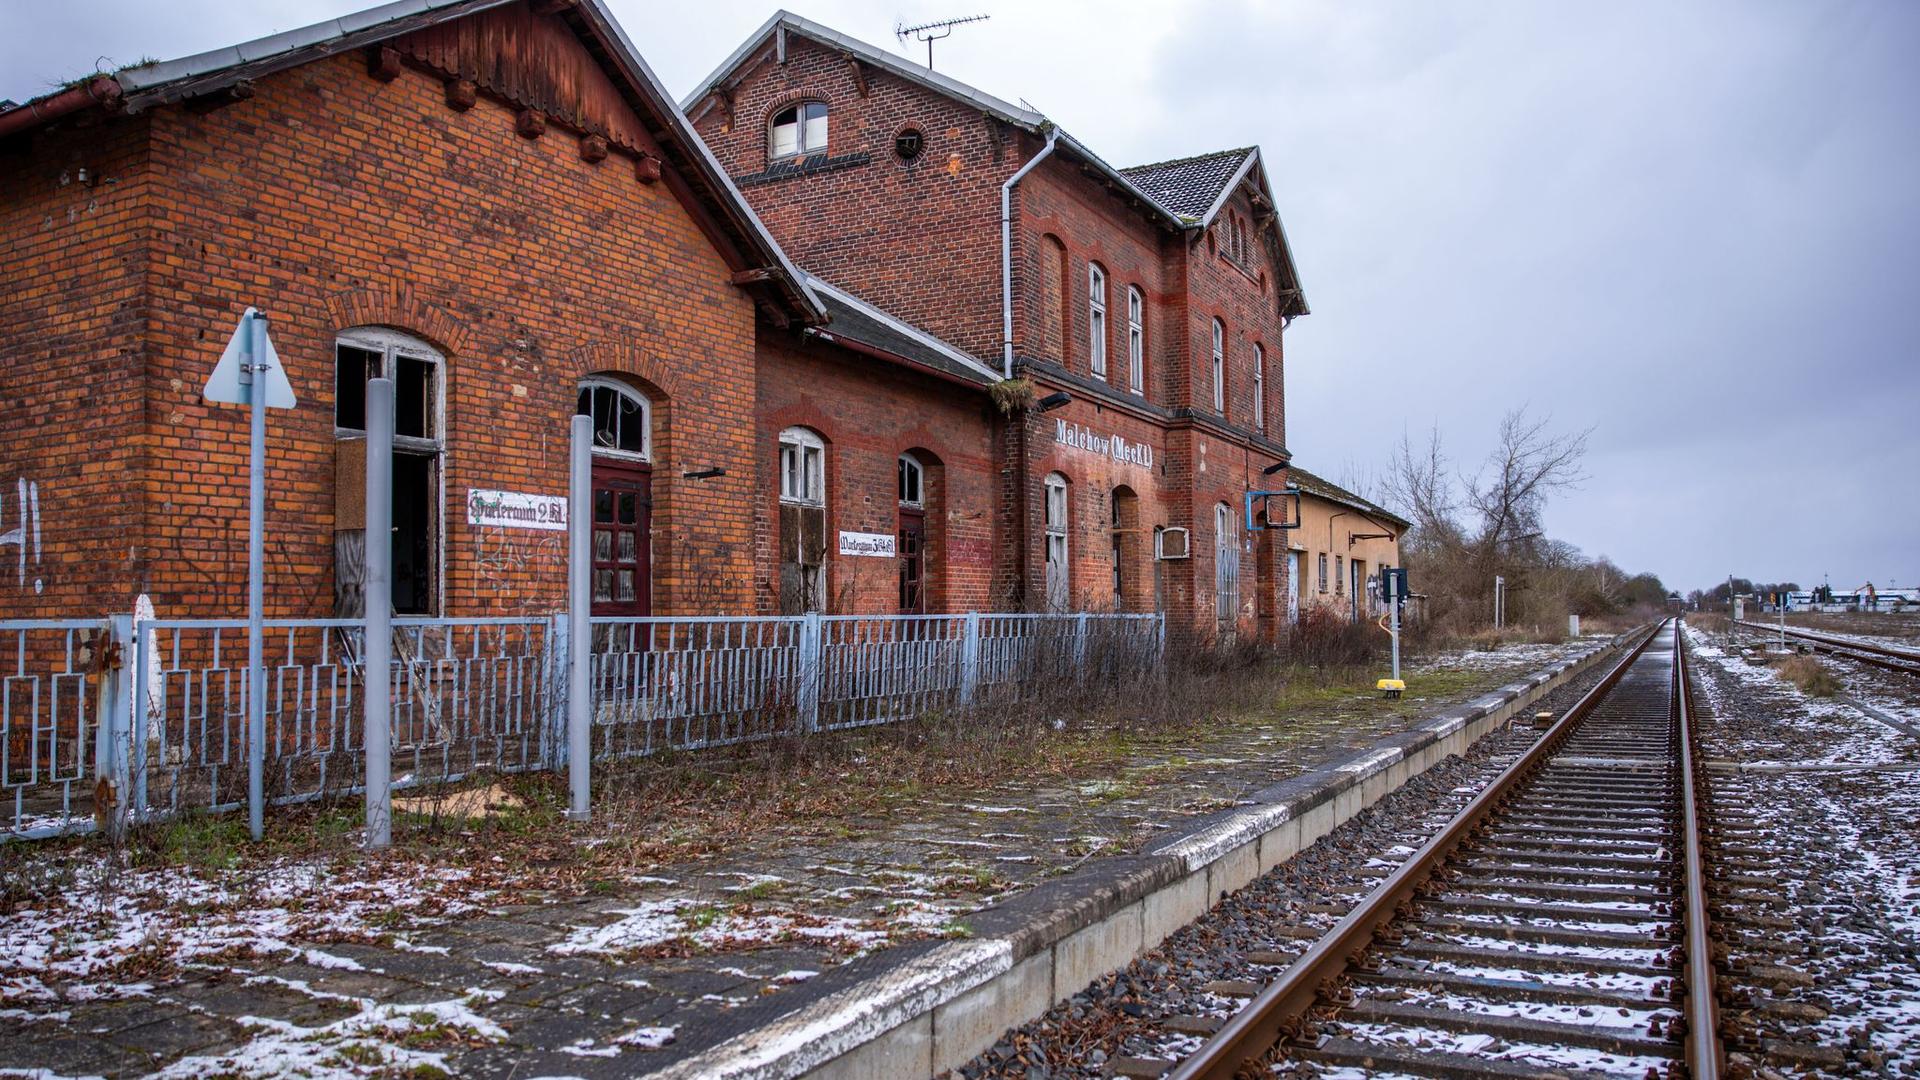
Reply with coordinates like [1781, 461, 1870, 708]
[770, 102, 828, 160]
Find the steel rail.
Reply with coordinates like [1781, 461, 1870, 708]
[1676, 620, 1724, 1079]
[1164, 619, 1669, 1080]
[1732, 620, 1920, 675]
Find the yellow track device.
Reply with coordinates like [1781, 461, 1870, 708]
[1377, 678, 1405, 699]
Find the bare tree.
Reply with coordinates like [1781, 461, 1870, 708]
[1463, 409, 1590, 561]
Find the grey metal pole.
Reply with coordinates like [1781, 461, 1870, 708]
[364, 378, 394, 850]
[567, 414, 592, 821]
[246, 310, 267, 841]
[1389, 574, 1401, 682]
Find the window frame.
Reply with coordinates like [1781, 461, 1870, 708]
[898, 453, 924, 509]
[334, 326, 444, 454]
[1210, 318, 1226, 414]
[778, 425, 826, 506]
[1088, 263, 1108, 377]
[769, 100, 829, 161]
[1044, 472, 1070, 608]
[1252, 343, 1265, 432]
[576, 376, 652, 462]
[1126, 286, 1145, 394]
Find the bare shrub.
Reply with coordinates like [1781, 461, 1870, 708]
[1287, 603, 1381, 668]
[1772, 654, 1839, 697]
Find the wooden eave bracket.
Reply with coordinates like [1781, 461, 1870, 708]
[730, 267, 780, 285]
[846, 54, 870, 98]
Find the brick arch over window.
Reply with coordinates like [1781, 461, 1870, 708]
[323, 286, 472, 359]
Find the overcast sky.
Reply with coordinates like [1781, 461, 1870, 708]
[6, 0, 1916, 594]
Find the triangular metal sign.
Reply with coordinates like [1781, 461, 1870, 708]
[204, 307, 297, 409]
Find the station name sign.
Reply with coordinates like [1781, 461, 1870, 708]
[468, 489, 567, 531]
[1055, 419, 1153, 469]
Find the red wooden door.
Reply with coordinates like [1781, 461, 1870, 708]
[590, 460, 651, 616]
[898, 509, 926, 614]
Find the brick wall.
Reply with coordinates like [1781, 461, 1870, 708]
[0, 115, 154, 616]
[693, 34, 1017, 360]
[755, 329, 1000, 614]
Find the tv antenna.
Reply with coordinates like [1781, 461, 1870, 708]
[895, 14, 989, 70]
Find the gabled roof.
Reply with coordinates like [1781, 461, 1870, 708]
[803, 275, 1000, 389]
[1121, 148, 1255, 221]
[1288, 467, 1411, 531]
[0, 0, 823, 323]
[684, 12, 1308, 316]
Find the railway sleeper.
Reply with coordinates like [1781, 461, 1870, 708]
[1356, 965, 1668, 1010]
[1426, 893, 1666, 925]
[1332, 998, 1681, 1057]
[1291, 1033, 1631, 1080]
[1440, 876, 1674, 907]
[1395, 939, 1674, 979]
[1454, 860, 1670, 886]
[1415, 915, 1672, 949]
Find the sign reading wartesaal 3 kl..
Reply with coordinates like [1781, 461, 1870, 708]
[468, 489, 568, 531]
[203, 307, 297, 408]
[838, 530, 897, 557]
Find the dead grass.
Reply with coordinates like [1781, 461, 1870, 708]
[1772, 654, 1840, 697]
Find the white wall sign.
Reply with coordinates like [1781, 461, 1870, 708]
[838, 530, 897, 558]
[1055, 419, 1153, 468]
[468, 489, 567, 531]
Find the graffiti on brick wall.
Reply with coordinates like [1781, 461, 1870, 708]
[472, 526, 564, 614]
[0, 478, 43, 594]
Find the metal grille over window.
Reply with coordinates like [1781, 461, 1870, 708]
[1044, 472, 1070, 612]
[770, 101, 828, 159]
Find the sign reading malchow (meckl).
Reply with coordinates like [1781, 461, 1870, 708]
[468, 489, 568, 531]
[838, 530, 898, 557]
[1055, 419, 1154, 469]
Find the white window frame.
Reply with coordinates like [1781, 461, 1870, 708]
[1214, 501, 1240, 623]
[1044, 472, 1070, 610]
[1126, 286, 1144, 394]
[770, 101, 828, 160]
[1252, 344, 1265, 432]
[898, 454, 924, 508]
[1211, 318, 1226, 414]
[1088, 263, 1108, 377]
[779, 426, 825, 506]
[335, 326, 444, 453]
[577, 376, 652, 462]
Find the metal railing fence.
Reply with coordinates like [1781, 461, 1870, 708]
[3, 609, 1162, 840]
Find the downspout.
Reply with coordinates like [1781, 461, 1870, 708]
[1001, 128, 1058, 379]
[1000, 128, 1058, 608]
[0, 77, 122, 140]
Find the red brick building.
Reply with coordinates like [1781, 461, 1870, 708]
[2, 1, 1313, 643]
[686, 13, 1310, 638]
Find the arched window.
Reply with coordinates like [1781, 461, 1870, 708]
[770, 101, 828, 160]
[1088, 262, 1108, 377]
[1044, 472, 1070, 611]
[1126, 286, 1145, 394]
[576, 377, 651, 460]
[898, 454, 924, 508]
[1252, 344, 1265, 432]
[778, 426, 825, 505]
[1211, 318, 1226, 413]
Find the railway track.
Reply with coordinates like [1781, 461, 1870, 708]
[1159, 620, 1724, 1080]
[1732, 619, 1920, 677]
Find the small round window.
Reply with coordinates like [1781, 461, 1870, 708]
[894, 128, 926, 163]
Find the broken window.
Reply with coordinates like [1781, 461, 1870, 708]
[778, 427, 827, 613]
[333, 328, 444, 616]
[770, 101, 828, 160]
[577, 378, 651, 460]
[897, 454, 923, 509]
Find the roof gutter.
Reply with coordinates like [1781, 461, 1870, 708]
[1001, 128, 1059, 379]
[0, 77, 122, 140]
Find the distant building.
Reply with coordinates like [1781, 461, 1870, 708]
[1282, 469, 1408, 623]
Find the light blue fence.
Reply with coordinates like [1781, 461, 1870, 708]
[3, 610, 1163, 840]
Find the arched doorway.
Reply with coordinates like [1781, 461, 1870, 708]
[577, 377, 653, 616]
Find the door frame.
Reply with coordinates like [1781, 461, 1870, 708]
[589, 456, 653, 617]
